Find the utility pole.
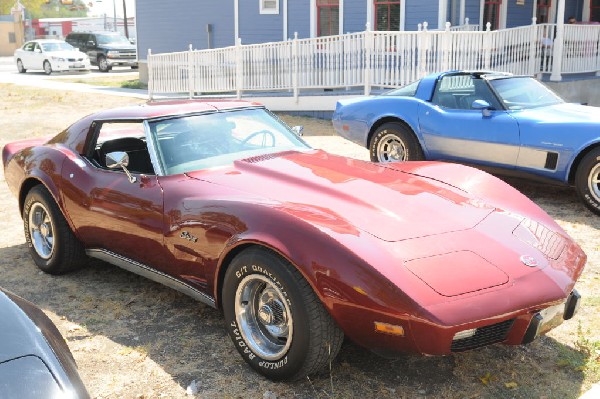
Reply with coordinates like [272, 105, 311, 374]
[112, 0, 117, 31]
[122, 0, 128, 38]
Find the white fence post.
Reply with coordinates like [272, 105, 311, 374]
[441, 22, 452, 71]
[235, 37, 243, 99]
[550, 6, 566, 80]
[528, 18, 538, 76]
[292, 32, 299, 102]
[364, 23, 372, 95]
[147, 48, 153, 100]
[187, 44, 194, 99]
[483, 22, 492, 70]
[417, 22, 430, 76]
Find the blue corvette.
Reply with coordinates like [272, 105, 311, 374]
[332, 71, 600, 214]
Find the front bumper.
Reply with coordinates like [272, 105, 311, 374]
[522, 289, 581, 344]
[106, 58, 137, 67]
[53, 60, 90, 72]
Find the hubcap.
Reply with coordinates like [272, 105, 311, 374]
[235, 274, 292, 360]
[376, 133, 407, 162]
[44, 62, 51, 74]
[588, 163, 600, 202]
[28, 202, 55, 259]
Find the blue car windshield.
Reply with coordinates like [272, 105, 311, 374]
[489, 77, 563, 109]
[149, 108, 310, 175]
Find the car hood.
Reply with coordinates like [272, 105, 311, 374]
[512, 102, 600, 124]
[187, 150, 495, 241]
[102, 43, 136, 50]
[47, 50, 87, 58]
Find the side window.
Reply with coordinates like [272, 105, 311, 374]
[23, 42, 35, 51]
[432, 75, 500, 110]
[90, 122, 154, 175]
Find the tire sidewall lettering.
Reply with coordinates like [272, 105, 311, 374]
[226, 260, 293, 371]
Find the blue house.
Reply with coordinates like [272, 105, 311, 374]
[136, 0, 598, 85]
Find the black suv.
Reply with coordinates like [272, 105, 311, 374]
[65, 31, 137, 72]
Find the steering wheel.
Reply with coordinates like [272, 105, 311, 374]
[240, 130, 276, 147]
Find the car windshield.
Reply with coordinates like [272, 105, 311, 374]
[41, 42, 74, 52]
[96, 34, 131, 45]
[489, 77, 563, 109]
[149, 108, 310, 175]
[384, 80, 420, 97]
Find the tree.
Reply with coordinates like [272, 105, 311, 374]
[0, 0, 88, 18]
[0, 0, 47, 16]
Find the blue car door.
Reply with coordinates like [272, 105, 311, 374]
[418, 74, 520, 169]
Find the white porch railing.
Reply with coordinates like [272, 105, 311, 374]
[148, 21, 600, 100]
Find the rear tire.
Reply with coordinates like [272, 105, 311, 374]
[23, 186, 87, 274]
[575, 148, 600, 215]
[16, 59, 26, 73]
[222, 247, 343, 381]
[370, 122, 424, 163]
[43, 60, 52, 75]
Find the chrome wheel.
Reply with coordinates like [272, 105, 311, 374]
[376, 133, 407, 162]
[588, 163, 600, 202]
[98, 56, 110, 72]
[235, 274, 293, 360]
[28, 202, 55, 260]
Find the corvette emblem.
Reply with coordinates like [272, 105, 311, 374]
[520, 255, 539, 267]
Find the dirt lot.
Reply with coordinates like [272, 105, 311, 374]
[0, 83, 599, 399]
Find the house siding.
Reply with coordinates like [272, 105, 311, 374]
[464, 0, 480, 26]
[405, 0, 439, 30]
[288, 0, 311, 38]
[344, 0, 367, 33]
[506, 2, 532, 28]
[136, 0, 234, 60]
[239, 0, 283, 44]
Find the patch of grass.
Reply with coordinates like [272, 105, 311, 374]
[60, 77, 147, 90]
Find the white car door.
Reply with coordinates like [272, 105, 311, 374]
[31, 42, 44, 70]
[18, 42, 36, 69]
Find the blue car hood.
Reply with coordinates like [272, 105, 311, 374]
[511, 102, 600, 125]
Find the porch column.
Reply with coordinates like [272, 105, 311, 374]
[550, 0, 565, 81]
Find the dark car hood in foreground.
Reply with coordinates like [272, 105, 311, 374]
[0, 289, 89, 398]
[188, 150, 495, 242]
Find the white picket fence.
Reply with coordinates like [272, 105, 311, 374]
[147, 22, 600, 99]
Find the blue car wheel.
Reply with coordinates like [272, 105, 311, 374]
[575, 148, 600, 215]
[369, 122, 424, 163]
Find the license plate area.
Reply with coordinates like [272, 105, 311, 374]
[537, 301, 566, 335]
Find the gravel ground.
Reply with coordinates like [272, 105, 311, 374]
[0, 84, 598, 399]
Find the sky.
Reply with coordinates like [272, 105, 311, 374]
[87, 0, 135, 18]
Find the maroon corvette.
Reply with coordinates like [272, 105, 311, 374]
[2, 100, 586, 380]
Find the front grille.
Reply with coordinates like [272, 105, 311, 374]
[451, 319, 515, 352]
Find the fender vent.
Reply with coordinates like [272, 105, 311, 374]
[451, 319, 515, 352]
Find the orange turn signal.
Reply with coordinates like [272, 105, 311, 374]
[374, 321, 405, 336]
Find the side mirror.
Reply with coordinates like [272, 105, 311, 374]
[106, 151, 137, 183]
[34, 48, 41, 53]
[472, 99, 492, 117]
[87, 40, 96, 47]
[291, 126, 304, 136]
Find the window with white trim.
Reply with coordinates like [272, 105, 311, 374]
[260, 0, 279, 14]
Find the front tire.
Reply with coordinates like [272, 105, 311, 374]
[370, 122, 424, 162]
[575, 148, 600, 215]
[98, 56, 111, 72]
[222, 248, 343, 381]
[23, 186, 87, 274]
[43, 60, 52, 75]
[16, 59, 26, 73]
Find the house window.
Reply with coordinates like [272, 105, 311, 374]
[483, 0, 501, 30]
[317, 0, 339, 36]
[592, 0, 600, 21]
[9, 32, 16, 44]
[260, 0, 279, 14]
[375, 0, 401, 31]
[536, 0, 551, 23]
